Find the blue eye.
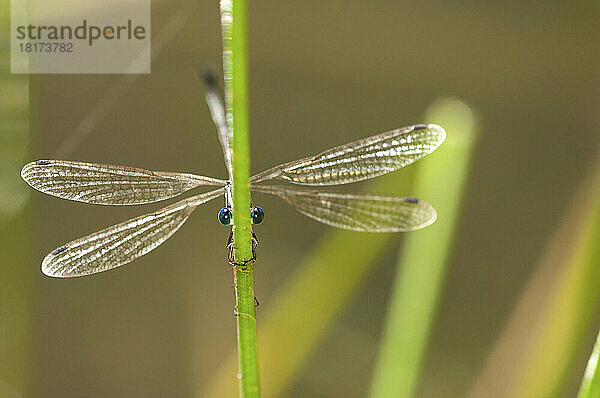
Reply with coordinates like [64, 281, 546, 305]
[251, 206, 264, 225]
[218, 207, 232, 226]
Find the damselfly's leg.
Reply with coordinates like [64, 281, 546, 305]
[227, 230, 258, 267]
[227, 231, 234, 263]
[228, 231, 259, 316]
[251, 232, 258, 262]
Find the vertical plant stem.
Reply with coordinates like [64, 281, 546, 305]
[220, 1, 260, 397]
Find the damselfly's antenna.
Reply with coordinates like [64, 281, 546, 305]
[198, 65, 233, 181]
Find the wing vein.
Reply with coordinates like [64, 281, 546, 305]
[21, 160, 226, 205]
[252, 185, 436, 232]
[250, 124, 445, 186]
[41, 187, 225, 277]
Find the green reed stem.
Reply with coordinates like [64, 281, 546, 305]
[220, 1, 260, 397]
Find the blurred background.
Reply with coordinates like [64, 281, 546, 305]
[1, 1, 599, 397]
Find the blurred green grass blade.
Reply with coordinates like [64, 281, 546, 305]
[514, 156, 600, 398]
[369, 98, 478, 398]
[578, 330, 600, 398]
[202, 162, 415, 398]
[466, 150, 600, 398]
[0, 1, 34, 396]
[220, 0, 260, 396]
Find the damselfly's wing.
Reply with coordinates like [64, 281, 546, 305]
[250, 124, 445, 186]
[252, 185, 436, 232]
[200, 67, 233, 181]
[21, 160, 226, 205]
[42, 187, 226, 277]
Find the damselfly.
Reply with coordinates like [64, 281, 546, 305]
[21, 70, 446, 277]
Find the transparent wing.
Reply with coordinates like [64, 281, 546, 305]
[42, 187, 225, 277]
[250, 124, 445, 186]
[21, 160, 226, 205]
[200, 67, 233, 181]
[252, 185, 436, 232]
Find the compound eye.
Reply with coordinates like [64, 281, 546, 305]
[251, 206, 264, 225]
[218, 207, 233, 226]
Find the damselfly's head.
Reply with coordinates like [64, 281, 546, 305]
[217, 206, 265, 226]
